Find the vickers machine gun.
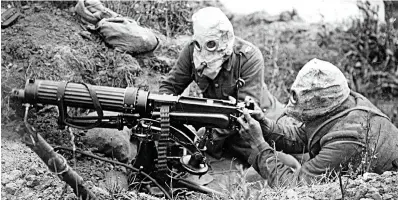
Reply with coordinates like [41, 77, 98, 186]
[11, 79, 253, 199]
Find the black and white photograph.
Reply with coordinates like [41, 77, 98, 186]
[1, 0, 397, 199]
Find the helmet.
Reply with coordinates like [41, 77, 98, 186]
[192, 7, 235, 79]
[286, 58, 350, 121]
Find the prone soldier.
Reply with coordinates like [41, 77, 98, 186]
[237, 58, 398, 187]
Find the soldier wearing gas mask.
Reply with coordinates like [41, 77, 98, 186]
[237, 58, 398, 187]
[159, 7, 285, 162]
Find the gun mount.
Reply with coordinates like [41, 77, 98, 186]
[11, 79, 251, 198]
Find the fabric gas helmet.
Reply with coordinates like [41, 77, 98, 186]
[285, 58, 350, 122]
[191, 7, 235, 80]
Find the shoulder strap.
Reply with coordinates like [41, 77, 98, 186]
[233, 53, 244, 105]
[308, 106, 390, 151]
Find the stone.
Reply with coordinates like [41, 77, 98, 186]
[33, 5, 42, 12]
[68, 7, 75, 14]
[28, 168, 39, 176]
[21, 5, 30, 10]
[286, 189, 298, 199]
[383, 194, 393, 199]
[4, 183, 18, 194]
[93, 171, 104, 178]
[82, 111, 137, 163]
[25, 174, 36, 181]
[79, 31, 92, 40]
[363, 173, 378, 182]
[14, 179, 24, 186]
[371, 193, 382, 200]
[382, 171, 393, 177]
[26, 179, 40, 188]
[91, 185, 110, 196]
[384, 177, 394, 184]
[2, 170, 22, 185]
[332, 192, 343, 200]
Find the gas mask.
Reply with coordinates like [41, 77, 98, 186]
[191, 7, 235, 80]
[285, 59, 350, 122]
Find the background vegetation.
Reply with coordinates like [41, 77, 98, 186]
[1, 0, 397, 199]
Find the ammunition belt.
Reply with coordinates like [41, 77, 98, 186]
[157, 105, 170, 172]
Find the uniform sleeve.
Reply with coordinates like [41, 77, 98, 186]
[238, 47, 272, 108]
[259, 118, 308, 154]
[249, 132, 363, 188]
[159, 44, 193, 95]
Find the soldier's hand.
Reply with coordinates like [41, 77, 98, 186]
[228, 96, 237, 105]
[244, 96, 265, 121]
[237, 108, 265, 148]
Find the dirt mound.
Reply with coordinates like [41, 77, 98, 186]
[2, 2, 397, 200]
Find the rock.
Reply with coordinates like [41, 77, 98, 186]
[79, 31, 92, 40]
[2, 169, 22, 185]
[14, 179, 24, 186]
[26, 179, 40, 188]
[332, 192, 343, 200]
[382, 171, 393, 177]
[91, 185, 110, 196]
[363, 172, 378, 182]
[371, 193, 382, 200]
[25, 174, 36, 181]
[82, 111, 137, 163]
[21, 5, 30, 10]
[65, 193, 76, 199]
[286, 189, 298, 199]
[93, 171, 104, 179]
[36, 169, 45, 175]
[383, 194, 393, 199]
[68, 7, 75, 14]
[33, 5, 42, 12]
[28, 168, 39, 176]
[4, 183, 18, 194]
[384, 177, 394, 184]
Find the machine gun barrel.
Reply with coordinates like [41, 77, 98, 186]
[12, 79, 243, 129]
[12, 79, 143, 113]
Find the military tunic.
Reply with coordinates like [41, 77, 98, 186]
[159, 37, 285, 161]
[249, 91, 398, 187]
[159, 37, 284, 120]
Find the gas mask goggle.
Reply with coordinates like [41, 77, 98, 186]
[191, 7, 235, 80]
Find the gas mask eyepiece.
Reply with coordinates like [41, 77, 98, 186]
[205, 40, 218, 52]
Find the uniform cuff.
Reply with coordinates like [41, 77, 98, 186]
[248, 142, 272, 165]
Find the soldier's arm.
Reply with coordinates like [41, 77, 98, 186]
[259, 117, 308, 154]
[238, 47, 272, 107]
[159, 44, 193, 95]
[249, 130, 363, 187]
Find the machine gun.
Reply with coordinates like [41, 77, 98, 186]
[11, 79, 253, 199]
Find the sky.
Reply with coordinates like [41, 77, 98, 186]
[219, 0, 385, 23]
